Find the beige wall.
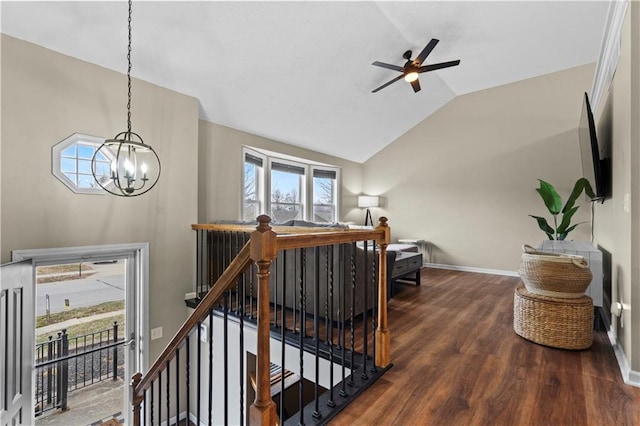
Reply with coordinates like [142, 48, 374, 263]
[363, 64, 595, 271]
[198, 120, 363, 224]
[0, 35, 199, 360]
[594, 4, 640, 373]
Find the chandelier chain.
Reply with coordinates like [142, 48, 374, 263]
[127, 0, 132, 133]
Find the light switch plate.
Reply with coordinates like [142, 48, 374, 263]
[200, 323, 208, 343]
[151, 327, 163, 340]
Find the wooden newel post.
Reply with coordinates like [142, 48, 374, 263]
[249, 215, 279, 426]
[131, 372, 143, 426]
[375, 217, 391, 368]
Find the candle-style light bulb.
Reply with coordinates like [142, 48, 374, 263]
[141, 162, 148, 175]
[124, 159, 134, 178]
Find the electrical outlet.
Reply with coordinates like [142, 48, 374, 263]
[151, 327, 163, 340]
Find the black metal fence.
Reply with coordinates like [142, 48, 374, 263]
[34, 321, 125, 417]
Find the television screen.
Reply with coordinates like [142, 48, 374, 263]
[578, 92, 609, 200]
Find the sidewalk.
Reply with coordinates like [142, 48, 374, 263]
[36, 310, 125, 336]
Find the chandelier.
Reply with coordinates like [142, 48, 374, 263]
[92, 0, 160, 197]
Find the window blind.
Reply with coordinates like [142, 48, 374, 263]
[271, 162, 305, 175]
[313, 169, 336, 179]
[245, 153, 263, 167]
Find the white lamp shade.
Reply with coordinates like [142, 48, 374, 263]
[358, 195, 379, 208]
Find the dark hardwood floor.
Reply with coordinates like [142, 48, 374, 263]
[331, 267, 640, 426]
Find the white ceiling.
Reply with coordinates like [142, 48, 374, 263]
[1, 1, 609, 163]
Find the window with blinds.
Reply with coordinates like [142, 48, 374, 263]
[242, 147, 340, 223]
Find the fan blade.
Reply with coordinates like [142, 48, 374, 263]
[411, 79, 421, 93]
[372, 61, 404, 72]
[372, 74, 404, 93]
[419, 60, 461, 73]
[414, 38, 439, 66]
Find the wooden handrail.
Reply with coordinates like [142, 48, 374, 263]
[192, 223, 349, 234]
[275, 229, 386, 250]
[131, 242, 252, 399]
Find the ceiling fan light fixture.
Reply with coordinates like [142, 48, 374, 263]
[404, 71, 419, 83]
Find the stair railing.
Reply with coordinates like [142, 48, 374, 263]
[130, 215, 390, 426]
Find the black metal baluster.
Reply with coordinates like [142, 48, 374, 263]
[197, 321, 201, 426]
[313, 247, 321, 420]
[209, 310, 214, 426]
[224, 291, 229, 425]
[324, 246, 330, 344]
[143, 389, 147, 425]
[249, 263, 255, 320]
[327, 244, 336, 408]
[273, 252, 278, 326]
[196, 229, 201, 296]
[158, 371, 162, 425]
[362, 241, 369, 380]
[292, 250, 297, 333]
[371, 241, 378, 373]
[279, 249, 287, 424]
[298, 248, 306, 425]
[186, 335, 191, 425]
[176, 348, 180, 425]
[91, 333, 95, 384]
[150, 379, 154, 426]
[349, 242, 356, 386]
[236, 232, 241, 313]
[340, 244, 348, 397]
[166, 360, 170, 425]
[239, 263, 245, 426]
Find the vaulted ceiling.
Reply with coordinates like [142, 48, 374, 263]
[1, 1, 609, 163]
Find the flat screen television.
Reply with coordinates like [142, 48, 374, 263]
[578, 92, 610, 201]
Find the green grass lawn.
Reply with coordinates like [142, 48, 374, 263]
[36, 300, 125, 328]
[36, 314, 125, 346]
[36, 300, 126, 348]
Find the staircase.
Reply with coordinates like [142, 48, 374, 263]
[129, 216, 393, 425]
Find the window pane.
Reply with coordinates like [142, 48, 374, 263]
[313, 175, 335, 222]
[94, 162, 111, 177]
[244, 163, 257, 200]
[271, 169, 303, 222]
[62, 145, 76, 157]
[242, 152, 264, 221]
[78, 159, 92, 174]
[243, 201, 258, 222]
[60, 157, 76, 173]
[94, 151, 109, 162]
[63, 172, 76, 185]
[77, 174, 96, 188]
[77, 144, 94, 159]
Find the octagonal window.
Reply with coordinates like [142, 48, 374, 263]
[52, 133, 112, 194]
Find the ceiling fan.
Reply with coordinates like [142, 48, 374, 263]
[371, 38, 460, 93]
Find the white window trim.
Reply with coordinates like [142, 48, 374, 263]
[241, 146, 341, 223]
[52, 133, 109, 195]
[241, 147, 267, 221]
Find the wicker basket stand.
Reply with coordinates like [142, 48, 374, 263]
[519, 244, 592, 299]
[513, 286, 593, 350]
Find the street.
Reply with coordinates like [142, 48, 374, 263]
[36, 267, 125, 316]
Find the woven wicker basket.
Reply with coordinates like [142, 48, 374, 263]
[513, 286, 593, 350]
[518, 244, 592, 298]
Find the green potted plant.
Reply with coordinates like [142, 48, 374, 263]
[529, 178, 595, 240]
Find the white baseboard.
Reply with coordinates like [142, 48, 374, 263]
[607, 328, 640, 388]
[424, 262, 519, 277]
